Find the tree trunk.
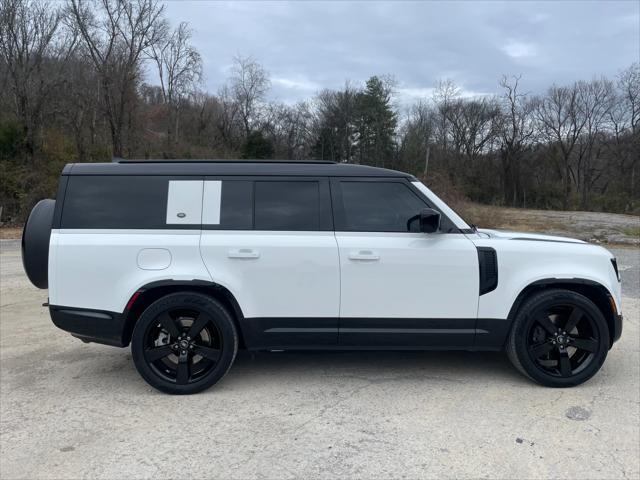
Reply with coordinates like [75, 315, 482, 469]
[563, 162, 571, 210]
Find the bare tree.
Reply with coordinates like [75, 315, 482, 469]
[216, 84, 242, 152]
[63, 54, 103, 161]
[398, 99, 436, 174]
[229, 55, 270, 138]
[66, 0, 167, 157]
[618, 63, 640, 135]
[312, 83, 359, 162]
[264, 102, 314, 159]
[446, 96, 502, 162]
[533, 83, 587, 209]
[432, 79, 459, 145]
[573, 79, 614, 208]
[430, 79, 461, 174]
[607, 64, 640, 203]
[187, 90, 222, 149]
[498, 75, 534, 205]
[149, 21, 201, 150]
[0, 0, 76, 155]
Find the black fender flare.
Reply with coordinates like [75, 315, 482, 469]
[122, 279, 246, 347]
[507, 278, 620, 346]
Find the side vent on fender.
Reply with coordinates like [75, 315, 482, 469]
[477, 247, 498, 295]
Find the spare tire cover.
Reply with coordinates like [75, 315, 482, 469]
[21, 199, 55, 289]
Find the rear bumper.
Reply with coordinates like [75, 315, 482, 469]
[50, 306, 128, 347]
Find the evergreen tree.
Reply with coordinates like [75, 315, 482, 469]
[354, 76, 398, 167]
[242, 131, 274, 159]
[311, 86, 358, 162]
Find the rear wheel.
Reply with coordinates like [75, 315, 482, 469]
[506, 289, 609, 387]
[131, 292, 238, 394]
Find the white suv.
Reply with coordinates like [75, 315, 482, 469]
[21, 160, 623, 394]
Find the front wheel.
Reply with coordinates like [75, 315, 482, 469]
[131, 292, 238, 394]
[506, 289, 610, 387]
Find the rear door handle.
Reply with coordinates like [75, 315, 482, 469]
[227, 248, 260, 259]
[348, 250, 380, 261]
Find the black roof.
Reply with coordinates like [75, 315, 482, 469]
[62, 160, 414, 178]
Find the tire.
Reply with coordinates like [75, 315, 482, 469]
[506, 288, 609, 387]
[131, 292, 238, 394]
[21, 199, 55, 289]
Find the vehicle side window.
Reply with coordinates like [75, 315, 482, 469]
[254, 181, 320, 231]
[202, 180, 253, 229]
[221, 181, 253, 229]
[61, 175, 169, 229]
[337, 181, 426, 232]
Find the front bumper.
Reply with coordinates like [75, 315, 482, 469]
[50, 305, 128, 347]
[612, 313, 623, 344]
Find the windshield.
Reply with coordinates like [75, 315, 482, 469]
[411, 181, 472, 230]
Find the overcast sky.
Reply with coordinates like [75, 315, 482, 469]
[163, 0, 639, 106]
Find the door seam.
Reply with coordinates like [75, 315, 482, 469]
[334, 231, 342, 344]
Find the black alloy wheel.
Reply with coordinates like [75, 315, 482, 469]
[132, 293, 238, 394]
[506, 289, 610, 387]
[144, 308, 222, 384]
[526, 304, 599, 378]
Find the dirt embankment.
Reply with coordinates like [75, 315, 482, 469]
[0, 228, 22, 240]
[459, 204, 640, 246]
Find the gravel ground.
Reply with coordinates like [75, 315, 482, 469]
[462, 205, 640, 246]
[0, 240, 638, 479]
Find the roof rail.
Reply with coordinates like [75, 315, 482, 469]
[116, 159, 337, 164]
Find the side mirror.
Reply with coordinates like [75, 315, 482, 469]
[420, 208, 441, 233]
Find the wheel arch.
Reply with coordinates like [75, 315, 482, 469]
[122, 280, 247, 348]
[507, 278, 619, 347]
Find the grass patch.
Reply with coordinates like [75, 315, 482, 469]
[619, 226, 640, 238]
[453, 202, 507, 229]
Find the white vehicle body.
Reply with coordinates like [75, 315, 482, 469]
[23, 160, 621, 354]
[48, 220, 623, 321]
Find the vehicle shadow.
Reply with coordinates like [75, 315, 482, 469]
[219, 349, 529, 389]
[33, 345, 531, 394]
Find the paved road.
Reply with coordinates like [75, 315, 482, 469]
[1, 240, 638, 479]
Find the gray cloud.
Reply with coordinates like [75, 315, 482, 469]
[163, 0, 639, 105]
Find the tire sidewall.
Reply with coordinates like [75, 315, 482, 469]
[131, 292, 237, 394]
[513, 290, 610, 387]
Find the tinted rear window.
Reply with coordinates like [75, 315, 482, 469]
[216, 180, 253, 229]
[61, 176, 169, 229]
[254, 181, 320, 231]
